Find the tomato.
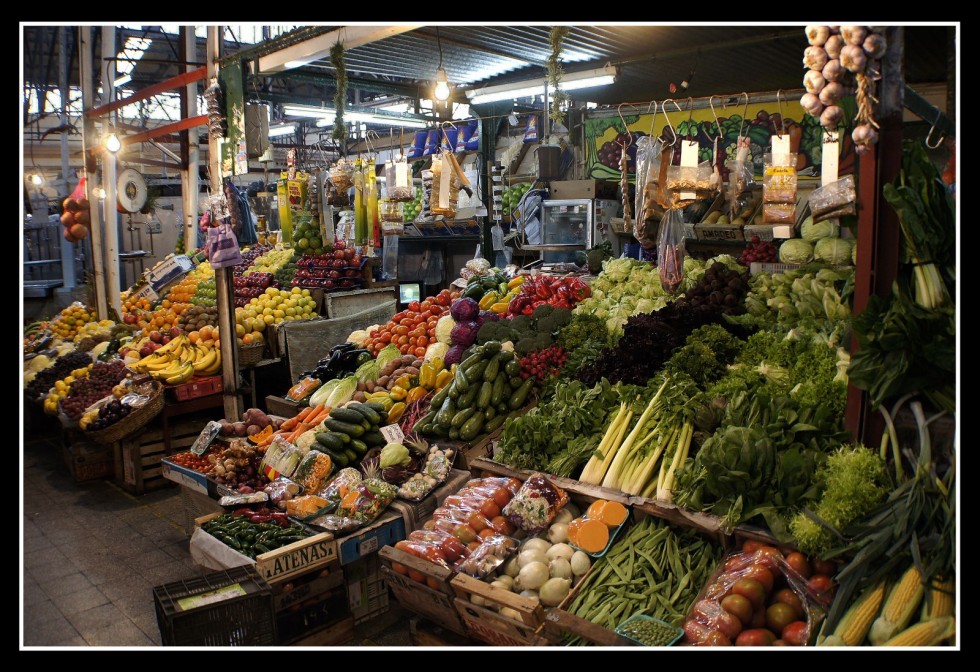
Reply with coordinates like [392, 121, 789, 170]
[391, 562, 408, 576]
[491, 487, 512, 508]
[422, 547, 446, 565]
[396, 335, 409, 345]
[749, 609, 767, 629]
[408, 569, 426, 583]
[422, 520, 437, 531]
[505, 478, 523, 494]
[409, 327, 426, 338]
[781, 620, 808, 646]
[420, 300, 432, 311]
[741, 539, 764, 554]
[479, 500, 501, 520]
[766, 602, 797, 635]
[772, 639, 787, 646]
[683, 619, 713, 645]
[784, 552, 812, 579]
[408, 300, 421, 312]
[449, 291, 460, 300]
[811, 558, 836, 577]
[399, 345, 410, 354]
[771, 588, 805, 620]
[380, 332, 392, 343]
[393, 311, 407, 322]
[807, 574, 835, 601]
[393, 325, 409, 336]
[702, 631, 733, 646]
[730, 578, 766, 611]
[735, 628, 775, 646]
[753, 546, 784, 571]
[468, 512, 491, 532]
[440, 536, 466, 562]
[394, 540, 412, 553]
[720, 594, 755, 626]
[466, 541, 482, 553]
[417, 336, 429, 348]
[490, 515, 515, 536]
[741, 564, 775, 593]
[414, 346, 427, 358]
[478, 528, 496, 540]
[434, 294, 450, 306]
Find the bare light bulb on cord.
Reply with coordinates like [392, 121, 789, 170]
[434, 67, 450, 101]
[30, 173, 43, 186]
[105, 133, 121, 153]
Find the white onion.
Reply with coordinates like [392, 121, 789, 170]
[546, 522, 569, 544]
[517, 561, 550, 591]
[820, 105, 844, 129]
[521, 538, 552, 554]
[840, 44, 868, 73]
[493, 575, 515, 590]
[800, 93, 824, 118]
[805, 25, 830, 46]
[518, 548, 549, 568]
[470, 594, 488, 607]
[549, 558, 573, 580]
[539, 577, 572, 607]
[490, 579, 513, 593]
[819, 82, 845, 106]
[563, 503, 581, 518]
[803, 46, 829, 71]
[519, 589, 539, 600]
[841, 25, 868, 46]
[502, 555, 521, 578]
[552, 508, 574, 525]
[500, 606, 523, 620]
[570, 550, 592, 576]
[546, 542, 576, 562]
[804, 69, 826, 94]
[823, 59, 844, 83]
[863, 34, 887, 59]
[824, 34, 845, 59]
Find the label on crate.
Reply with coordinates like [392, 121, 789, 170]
[190, 421, 223, 455]
[359, 536, 379, 556]
[260, 537, 337, 582]
[379, 424, 405, 445]
[176, 583, 247, 612]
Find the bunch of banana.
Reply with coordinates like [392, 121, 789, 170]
[132, 334, 222, 383]
[190, 343, 221, 377]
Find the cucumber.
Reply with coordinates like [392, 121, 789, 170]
[483, 357, 499, 383]
[430, 385, 450, 408]
[464, 360, 487, 383]
[329, 407, 366, 425]
[431, 424, 448, 437]
[483, 340, 501, 355]
[323, 417, 365, 437]
[505, 360, 522, 378]
[315, 431, 345, 452]
[448, 382, 462, 401]
[321, 446, 349, 467]
[459, 384, 479, 410]
[454, 365, 470, 393]
[497, 402, 509, 414]
[350, 439, 368, 456]
[484, 406, 497, 421]
[490, 374, 506, 407]
[508, 377, 535, 410]
[459, 412, 485, 441]
[347, 403, 381, 426]
[459, 352, 482, 370]
[509, 376, 524, 390]
[448, 428, 460, 440]
[485, 415, 506, 433]
[451, 407, 477, 428]
[361, 430, 386, 447]
[414, 421, 431, 435]
[434, 398, 456, 428]
[476, 381, 493, 410]
[363, 401, 388, 418]
[343, 448, 358, 464]
[496, 350, 514, 363]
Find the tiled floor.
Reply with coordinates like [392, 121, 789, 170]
[22, 430, 413, 648]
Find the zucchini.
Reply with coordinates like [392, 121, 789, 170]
[459, 412, 485, 441]
[430, 385, 450, 408]
[482, 340, 502, 355]
[432, 424, 449, 437]
[448, 428, 460, 440]
[454, 365, 470, 393]
[508, 377, 535, 410]
[482, 357, 500, 383]
[497, 402, 509, 414]
[476, 381, 493, 410]
[361, 430, 387, 447]
[347, 403, 381, 425]
[464, 360, 487, 383]
[315, 431, 345, 452]
[485, 415, 506, 433]
[459, 384, 479, 410]
[505, 360, 522, 378]
[509, 376, 524, 390]
[414, 421, 431, 435]
[484, 406, 497, 421]
[343, 448, 358, 463]
[451, 407, 477, 428]
[490, 374, 506, 407]
[459, 352, 483, 370]
[434, 398, 456, 428]
[448, 381, 461, 400]
[329, 407, 366, 425]
[350, 439, 368, 456]
[323, 417, 366, 437]
[321, 446, 349, 467]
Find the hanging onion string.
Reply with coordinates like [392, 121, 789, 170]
[548, 27, 571, 127]
[331, 41, 347, 144]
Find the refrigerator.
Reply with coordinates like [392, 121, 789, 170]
[534, 199, 620, 264]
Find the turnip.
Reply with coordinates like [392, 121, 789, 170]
[546, 543, 575, 562]
[517, 561, 550, 591]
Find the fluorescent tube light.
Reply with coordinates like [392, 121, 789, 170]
[268, 123, 297, 138]
[466, 66, 617, 105]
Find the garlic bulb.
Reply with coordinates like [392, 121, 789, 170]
[819, 81, 845, 106]
[841, 25, 868, 46]
[805, 25, 831, 46]
[829, 25, 840, 34]
[822, 59, 844, 83]
[852, 123, 879, 146]
[803, 46, 829, 71]
[824, 34, 845, 59]
[840, 44, 868, 73]
[820, 105, 844, 129]
[800, 92, 824, 118]
[804, 69, 826, 94]
[863, 33, 887, 59]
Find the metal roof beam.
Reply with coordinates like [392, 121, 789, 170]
[256, 25, 421, 75]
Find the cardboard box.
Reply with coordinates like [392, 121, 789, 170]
[336, 511, 406, 566]
[344, 554, 389, 624]
[169, 376, 223, 401]
[145, 255, 194, 293]
[161, 459, 209, 495]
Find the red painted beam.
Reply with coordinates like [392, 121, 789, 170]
[84, 67, 207, 119]
[120, 115, 208, 146]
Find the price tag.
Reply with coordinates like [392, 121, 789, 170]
[771, 133, 791, 167]
[395, 161, 410, 190]
[190, 421, 223, 455]
[360, 536, 379, 555]
[380, 424, 405, 445]
[680, 140, 699, 202]
[821, 131, 840, 186]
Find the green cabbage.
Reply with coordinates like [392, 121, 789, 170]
[324, 376, 358, 408]
[424, 342, 449, 362]
[800, 217, 840, 243]
[435, 315, 456, 344]
[779, 239, 815, 265]
[376, 344, 401, 371]
[814, 237, 853, 265]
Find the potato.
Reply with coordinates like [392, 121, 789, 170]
[412, 359, 424, 369]
[365, 381, 375, 393]
[250, 411, 270, 427]
[377, 376, 390, 388]
[246, 424, 262, 436]
[405, 366, 420, 376]
[232, 422, 248, 437]
[353, 391, 367, 403]
[392, 368, 406, 378]
[356, 382, 366, 392]
[218, 419, 234, 436]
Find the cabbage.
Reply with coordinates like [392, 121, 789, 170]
[347, 329, 370, 347]
[309, 379, 338, 407]
[800, 216, 839, 243]
[324, 376, 358, 408]
[601, 258, 636, 283]
[435, 315, 456, 344]
[424, 342, 449, 362]
[476, 310, 499, 328]
[444, 344, 467, 366]
[376, 344, 401, 370]
[814, 237, 853, 264]
[450, 297, 480, 322]
[779, 239, 815, 265]
[450, 320, 480, 348]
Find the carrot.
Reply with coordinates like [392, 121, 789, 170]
[296, 406, 316, 423]
[309, 406, 331, 426]
[280, 417, 298, 432]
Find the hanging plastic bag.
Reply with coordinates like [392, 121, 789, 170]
[430, 153, 459, 218]
[329, 158, 355, 192]
[657, 208, 686, 293]
[634, 137, 665, 248]
[808, 174, 856, 223]
[763, 152, 799, 224]
[206, 219, 243, 269]
[387, 153, 414, 202]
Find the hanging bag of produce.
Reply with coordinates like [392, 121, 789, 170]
[657, 208, 686, 293]
[329, 157, 355, 192]
[808, 174, 856, 223]
[763, 152, 799, 224]
[430, 153, 460, 219]
[206, 215, 243, 269]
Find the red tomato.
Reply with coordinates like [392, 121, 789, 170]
[422, 547, 446, 565]
[394, 540, 412, 553]
[702, 631, 733, 646]
[735, 628, 775, 646]
[478, 528, 496, 539]
[781, 621, 808, 646]
[417, 336, 429, 348]
[730, 578, 766, 611]
[399, 345, 410, 354]
[466, 540, 482, 553]
[784, 552, 812, 579]
[771, 588, 805, 620]
[807, 574, 835, 601]
[753, 546, 784, 571]
[468, 512, 491, 532]
[454, 524, 478, 544]
[408, 300, 421, 312]
[505, 478, 523, 494]
[480, 501, 501, 520]
[434, 294, 450, 306]
[741, 539, 764, 554]
[765, 603, 797, 635]
[720, 594, 754, 626]
[392, 311, 407, 322]
[811, 558, 837, 577]
[380, 332, 392, 343]
[414, 346, 426, 358]
[490, 516, 515, 536]
[420, 300, 432, 312]
[391, 562, 408, 576]
[491, 487, 512, 508]
[426, 577, 440, 590]
[741, 564, 775, 593]
[408, 569, 425, 583]
[440, 536, 466, 562]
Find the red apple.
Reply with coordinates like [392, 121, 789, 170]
[150, 331, 163, 343]
[162, 336, 171, 345]
[170, 326, 182, 338]
[139, 345, 153, 357]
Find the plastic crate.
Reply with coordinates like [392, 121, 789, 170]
[153, 566, 278, 646]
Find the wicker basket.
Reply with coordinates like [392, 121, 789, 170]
[85, 381, 165, 445]
[238, 343, 265, 368]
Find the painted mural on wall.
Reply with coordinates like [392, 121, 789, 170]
[584, 100, 851, 182]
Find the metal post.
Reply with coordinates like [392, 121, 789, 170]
[78, 27, 108, 320]
[208, 25, 242, 420]
[101, 25, 122, 316]
[543, 80, 550, 138]
[58, 26, 76, 290]
[181, 26, 200, 254]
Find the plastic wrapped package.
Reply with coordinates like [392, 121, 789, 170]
[334, 478, 398, 525]
[808, 175, 856, 223]
[316, 467, 363, 507]
[284, 494, 330, 519]
[763, 153, 799, 224]
[259, 437, 306, 480]
[454, 534, 521, 578]
[666, 161, 716, 208]
[397, 444, 456, 502]
[293, 450, 334, 494]
[329, 158, 355, 192]
[634, 137, 665, 247]
[263, 477, 303, 509]
[386, 154, 414, 202]
[502, 473, 569, 535]
[657, 209, 687, 293]
[430, 154, 460, 218]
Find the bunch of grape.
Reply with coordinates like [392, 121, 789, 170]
[86, 398, 133, 431]
[61, 360, 129, 420]
[25, 351, 94, 401]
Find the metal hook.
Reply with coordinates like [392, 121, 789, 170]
[925, 110, 946, 149]
[773, 90, 787, 139]
[616, 102, 635, 148]
[662, 99, 683, 147]
[646, 99, 659, 139]
[737, 92, 749, 140]
[708, 95, 724, 142]
[685, 96, 694, 133]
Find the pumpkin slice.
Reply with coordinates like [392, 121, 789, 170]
[249, 425, 275, 444]
[571, 518, 609, 554]
[587, 499, 628, 528]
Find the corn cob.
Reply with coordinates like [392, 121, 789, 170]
[882, 616, 954, 647]
[869, 565, 925, 645]
[920, 577, 954, 621]
[820, 578, 887, 646]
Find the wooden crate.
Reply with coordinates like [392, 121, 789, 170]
[274, 564, 344, 613]
[388, 468, 470, 534]
[179, 486, 224, 537]
[451, 573, 547, 646]
[379, 545, 468, 636]
[63, 441, 114, 482]
[287, 615, 354, 646]
[194, 513, 338, 585]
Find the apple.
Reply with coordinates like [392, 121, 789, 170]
[170, 327, 182, 338]
[140, 345, 153, 357]
[343, 248, 355, 260]
[150, 331, 163, 343]
[334, 240, 346, 250]
[162, 336, 171, 345]
[328, 270, 341, 279]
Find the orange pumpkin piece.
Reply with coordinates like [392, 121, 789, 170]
[248, 425, 275, 444]
[570, 518, 610, 554]
[586, 499, 628, 528]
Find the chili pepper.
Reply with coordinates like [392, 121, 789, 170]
[232, 508, 253, 517]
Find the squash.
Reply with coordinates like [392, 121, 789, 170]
[567, 517, 609, 554]
[586, 500, 628, 528]
[249, 425, 275, 445]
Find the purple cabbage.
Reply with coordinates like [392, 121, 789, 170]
[444, 344, 468, 366]
[450, 320, 480, 348]
[476, 310, 500, 328]
[450, 297, 480, 322]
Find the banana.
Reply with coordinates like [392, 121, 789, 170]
[149, 359, 186, 380]
[178, 345, 195, 366]
[165, 363, 195, 385]
[143, 354, 178, 371]
[198, 349, 222, 376]
[192, 348, 217, 373]
[154, 334, 185, 356]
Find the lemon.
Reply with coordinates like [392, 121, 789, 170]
[235, 324, 246, 337]
[263, 314, 275, 325]
[246, 309, 258, 320]
[253, 318, 266, 331]
[273, 309, 285, 319]
[291, 287, 301, 295]
[285, 307, 296, 317]
[301, 289, 311, 298]
[265, 287, 277, 296]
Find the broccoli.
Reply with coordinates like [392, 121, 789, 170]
[510, 315, 532, 333]
[550, 307, 573, 328]
[476, 320, 506, 345]
[558, 313, 608, 351]
[532, 303, 554, 320]
[536, 316, 557, 335]
[515, 337, 539, 355]
[534, 333, 554, 351]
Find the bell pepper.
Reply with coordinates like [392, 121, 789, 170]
[387, 402, 407, 424]
[536, 282, 552, 299]
[419, 363, 437, 389]
[393, 374, 413, 391]
[407, 386, 428, 404]
[507, 276, 525, 289]
[429, 356, 445, 372]
[389, 386, 408, 402]
[479, 291, 499, 311]
[490, 302, 510, 314]
[435, 369, 453, 389]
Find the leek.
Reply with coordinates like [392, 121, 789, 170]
[601, 379, 670, 490]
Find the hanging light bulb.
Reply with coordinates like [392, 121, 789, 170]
[434, 68, 451, 102]
[105, 132, 121, 153]
[30, 173, 43, 186]
[95, 186, 107, 200]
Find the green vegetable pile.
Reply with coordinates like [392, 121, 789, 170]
[563, 516, 723, 644]
[730, 267, 853, 332]
[475, 304, 572, 355]
[557, 313, 610, 379]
